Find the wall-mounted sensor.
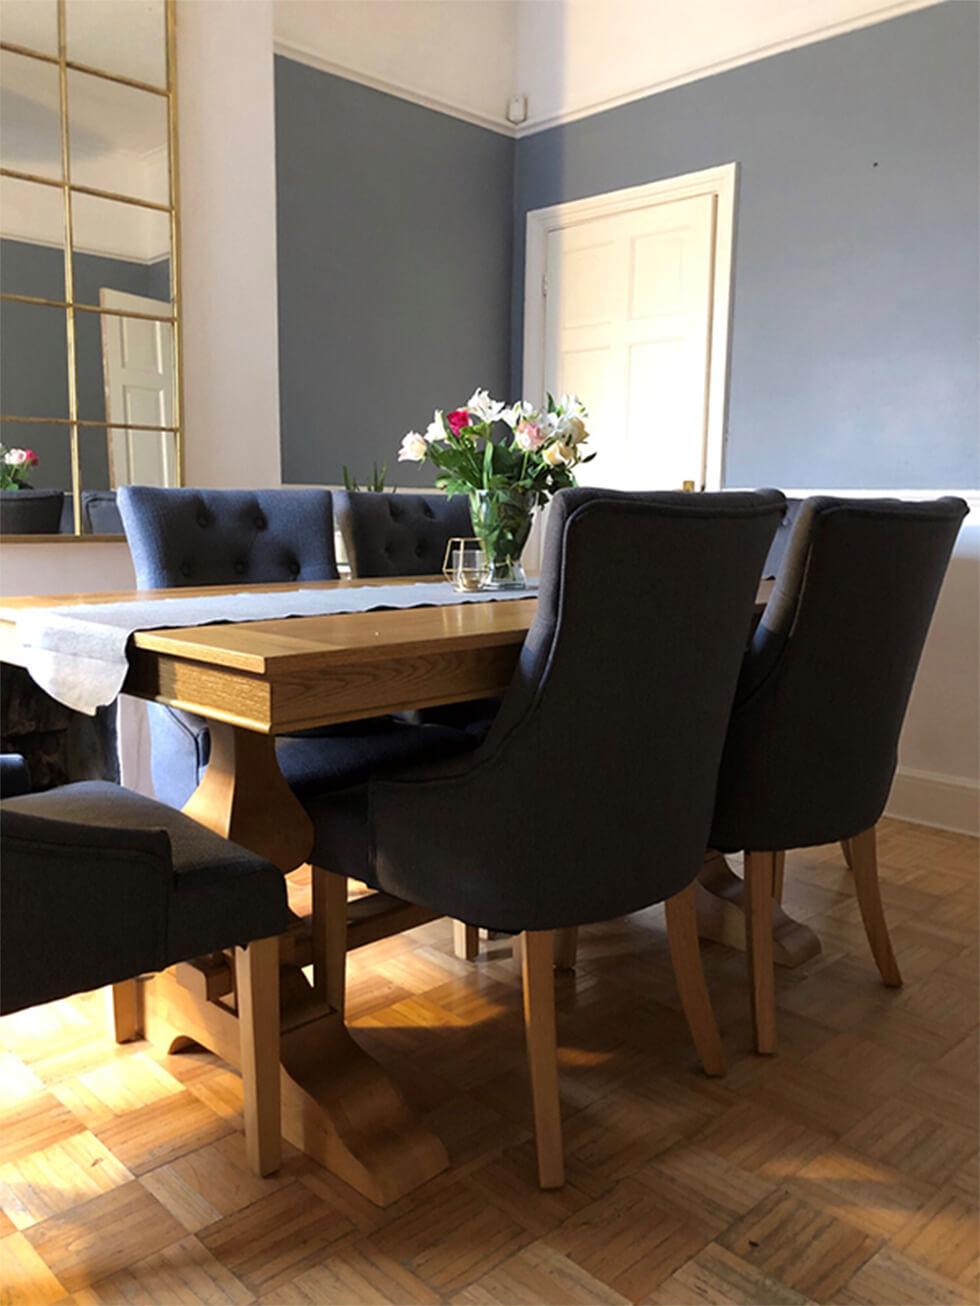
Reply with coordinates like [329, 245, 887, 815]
[507, 94, 528, 126]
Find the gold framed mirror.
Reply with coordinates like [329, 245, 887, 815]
[0, 0, 181, 539]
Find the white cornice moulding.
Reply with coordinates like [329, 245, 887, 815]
[514, 0, 941, 136]
[273, 39, 514, 136]
[276, 0, 940, 140]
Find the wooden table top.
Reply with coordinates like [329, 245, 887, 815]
[0, 577, 537, 673]
[0, 576, 772, 734]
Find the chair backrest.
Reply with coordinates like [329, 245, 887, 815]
[118, 486, 338, 589]
[83, 490, 124, 535]
[761, 497, 802, 578]
[366, 487, 785, 931]
[0, 804, 171, 1015]
[334, 491, 472, 578]
[711, 496, 968, 852]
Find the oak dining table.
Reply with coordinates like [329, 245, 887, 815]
[0, 574, 818, 1206]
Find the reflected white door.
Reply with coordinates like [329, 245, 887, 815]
[100, 287, 175, 487]
[542, 193, 716, 492]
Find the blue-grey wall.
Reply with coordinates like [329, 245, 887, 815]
[513, 3, 979, 489]
[0, 239, 171, 491]
[274, 57, 515, 488]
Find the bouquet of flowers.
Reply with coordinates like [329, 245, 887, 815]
[0, 446, 39, 490]
[398, 389, 595, 588]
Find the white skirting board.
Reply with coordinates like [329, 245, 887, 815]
[886, 767, 980, 837]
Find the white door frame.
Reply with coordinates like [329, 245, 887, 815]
[522, 162, 738, 491]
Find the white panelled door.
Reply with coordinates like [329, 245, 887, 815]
[100, 288, 176, 487]
[542, 192, 717, 492]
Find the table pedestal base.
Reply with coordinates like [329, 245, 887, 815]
[138, 960, 448, 1206]
[696, 851, 822, 969]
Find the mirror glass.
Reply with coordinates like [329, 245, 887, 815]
[1, 0, 59, 56]
[0, 176, 66, 300]
[0, 302, 69, 418]
[0, 0, 180, 535]
[102, 426, 178, 492]
[71, 193, 171, 308]
[0, 423, 72, 537]
[65, 0, 167, 89]
[67, 68, 169, 205]
[74, 310, 175, 430]
[0, 50, 62, 180]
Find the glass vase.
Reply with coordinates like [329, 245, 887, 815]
[469, 487, 533, 590]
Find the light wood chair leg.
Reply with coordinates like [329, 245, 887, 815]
[554, 927, 579, 971]
[840, 838, 854, 870]
[453, 920, 480, 961]
[771, 850, 786, 904]
[236, 935, 281, 1177]
[664, 884, 726, 1076]
[313, 867, 348, 1015]
[110, 979, 142, 1043]
[520, 930, 564, 1189]
[744, 851, 777, 1055]
[849, 825, 902, 987]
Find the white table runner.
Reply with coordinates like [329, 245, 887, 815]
[1, 582, 536, 716]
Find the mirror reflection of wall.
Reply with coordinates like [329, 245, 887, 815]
[0, 0, 181, 536]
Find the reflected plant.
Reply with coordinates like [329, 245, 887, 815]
[0, 446, 38, 491]
[342, 462, 390, 492]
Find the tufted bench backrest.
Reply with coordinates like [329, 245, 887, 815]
[333, 491, 473, 578]
[117, 487, 339, 589]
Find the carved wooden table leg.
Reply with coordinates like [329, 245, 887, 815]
[138, 721, 448, 1205]
[181, 723, 313, 872]
[696, 849, 822, 969]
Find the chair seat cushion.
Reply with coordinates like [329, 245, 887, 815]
[277, 720, 477, 801]
[3, 782, 288, 963]
[308, 782, 372, 882]
[301, 720, 480, 884]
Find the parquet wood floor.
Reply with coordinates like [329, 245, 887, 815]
[1, 818, 976, 1304]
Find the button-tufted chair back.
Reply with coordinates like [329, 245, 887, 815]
[117, 487, 339, 809]
[334, 491, 472, 578]
[118, 487, 338, 589]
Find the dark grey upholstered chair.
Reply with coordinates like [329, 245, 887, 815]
[306, 486, 787, 1186]
[333, 490, 474, 578]
[709, 496, 968, 1055]
[58, 491, 124, 535]
[117, 486, 474, 810]
[1, 763, 288, 1174]
[83, 491, 125, 535]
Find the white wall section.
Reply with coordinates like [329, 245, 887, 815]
[274, 0, 519, 132]
[177, 0, 283, 488]
[514, 0, 941, 132]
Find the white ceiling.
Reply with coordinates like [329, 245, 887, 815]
[273, 0, 942, 135]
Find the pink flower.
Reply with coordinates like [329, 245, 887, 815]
[514, 420, 545, 452]
[446, 409, 470, 437]
[24, 449, 38, 467]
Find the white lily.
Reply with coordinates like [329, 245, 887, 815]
[424, 410, 445, 443]
[467, 388, 506, 424]
[558, 393, 587, 420]
[398, 432, 427, 463]
[501, 400, 534, 429]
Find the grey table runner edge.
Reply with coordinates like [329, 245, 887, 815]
[1, 582, 536, 716]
